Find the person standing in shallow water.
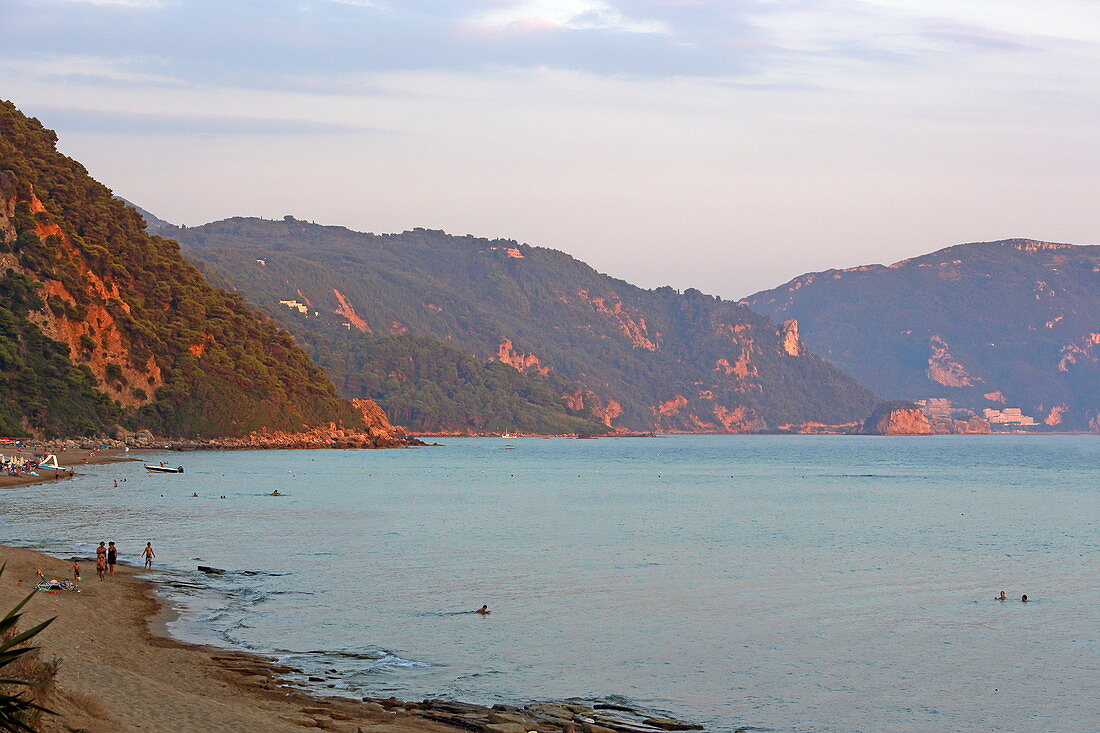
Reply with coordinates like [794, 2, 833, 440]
[107, 541, 118, 576]
[142, 542, 155, 568]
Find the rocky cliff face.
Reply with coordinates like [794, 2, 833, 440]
[171, 219, 879, 434]
[0, 100, 411, 443]
[747, 239, 1100, 430]
[862, 402, 934, 435]
[1, 188, 164, 408]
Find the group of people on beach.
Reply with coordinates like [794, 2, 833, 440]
[84, 541, 156, 580]
[0, 454, 72, 478]
[1, 455, 41, 476]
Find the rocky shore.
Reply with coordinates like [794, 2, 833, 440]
[34, 422, 424, 454]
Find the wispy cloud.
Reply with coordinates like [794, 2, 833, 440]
[2, 0, 1082, 90]
[1, 0, 1097, 297]
[473, 0, 668, 34]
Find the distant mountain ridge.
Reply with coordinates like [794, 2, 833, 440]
[167, 216, 879, 433]
[746, 239, 1100, 430]
[0, 100, 403, 441]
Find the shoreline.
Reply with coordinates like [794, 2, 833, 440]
[0, 448, 141, 490]
[0, 545, 705, 733]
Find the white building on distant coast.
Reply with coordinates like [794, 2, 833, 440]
[278, 299, 309, 314]
[982, 407, 1038, 426]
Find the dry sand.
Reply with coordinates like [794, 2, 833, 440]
[0, 546, 460, 733]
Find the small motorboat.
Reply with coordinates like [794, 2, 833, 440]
[145, 465, 184, 474]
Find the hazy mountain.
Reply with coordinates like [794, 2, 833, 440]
[114, 196, 174, 232]
[746, 239, 1100, 430]
[167, 216, 879, 433]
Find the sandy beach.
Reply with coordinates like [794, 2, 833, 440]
[0, 545, 463, 733]
[0, 448, 138, 490]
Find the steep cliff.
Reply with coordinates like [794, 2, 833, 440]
[747, 240, 1100, 430]
[169, 218, 879, 433]
[0, 100, 402, 441]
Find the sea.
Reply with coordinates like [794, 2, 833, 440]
[2, 435, 1097, 732]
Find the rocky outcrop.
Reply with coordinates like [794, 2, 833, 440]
[578, 289, 659, 351]
[926, 335, 975, 387]
[1044, 404, 1068, 426]
[494, 338, 550, 375]
[862, 401, 934, 435]
[655, 395, 689, 415]
[562, 387, 623, 427]
[779, 318, 803, 356]
[350, 397, 419, 445]
[331, 288, 370, 332]
[207, 421, 421, 449]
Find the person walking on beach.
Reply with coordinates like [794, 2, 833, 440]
[72, 560, 81, 582]
[142, 542, 156, 568]
[107, 541, 118, 576]
[95, 554, 106, 580]
[96, 541, 107, 565]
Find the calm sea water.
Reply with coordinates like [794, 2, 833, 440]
[2, 436, 1098, 732]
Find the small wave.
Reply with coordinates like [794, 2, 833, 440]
[302, 650, 385, 660]
[373, 653, 431, 669]
[279, 648, 433, 671]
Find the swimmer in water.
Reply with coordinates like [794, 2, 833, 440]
[996, 591, 1007, 600]
[271, 490, 282, 496]
[191, 492, 198, 497]
[474, 605, 490, 615]
[1021, 594, 1028, 602]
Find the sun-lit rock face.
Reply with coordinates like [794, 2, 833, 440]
[926, 335, 974, 387]
[780, 318, 803, 356]
[862, 402, 934, 435]
[332, 288, 371, 332]
[0, 190, 165, 409]
[494, 338, 550, 375]
[577, 289, 660, 351]
[1044, 404, 1068, 426]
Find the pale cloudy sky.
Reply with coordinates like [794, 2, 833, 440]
[1, 0, 1098, 297]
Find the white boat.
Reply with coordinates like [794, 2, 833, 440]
[145, 465, 184, 474]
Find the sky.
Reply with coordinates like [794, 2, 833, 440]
[1, 0, 1098, 298]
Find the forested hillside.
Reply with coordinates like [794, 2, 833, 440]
[0, 100, 387, 439]
[746, 240, 1100, 430]
[173, 217, 879, 433]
